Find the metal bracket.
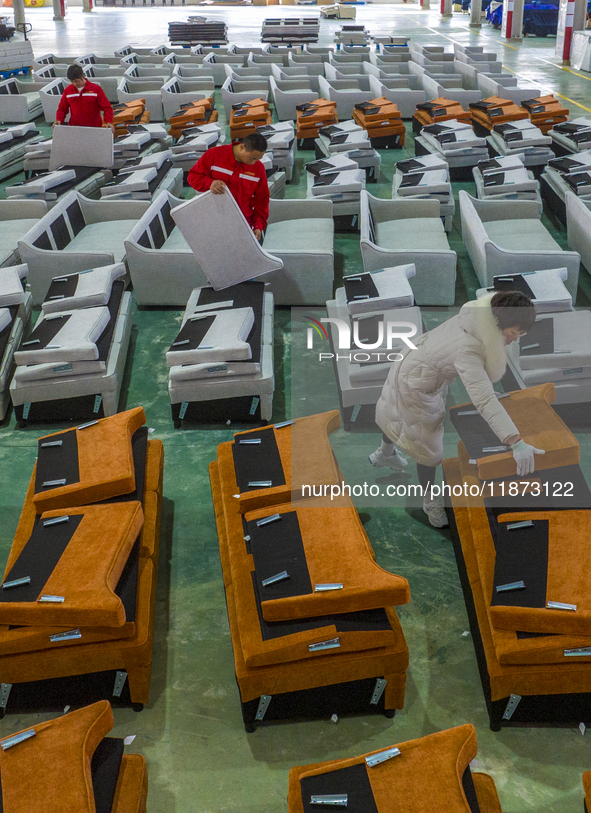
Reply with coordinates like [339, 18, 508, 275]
[309, 637, 340, 652]
[370, 678, 387, 706]
[113, 670, 128, 698]
[350, 404, 361, 423]
[564, 647, 591, 657]
[365, 747, 401, 767]
[1, 729, 36, 751]
[502, 693, 521, 721]
[93, 394, 103, 414]
[249, 396, 260, 416]
[255, 694, 272, 722]
[0, 683, 12, 710]
[310, 794, 348, 807]
[179, 401, 188, 420]
[22, 402, 31, 420]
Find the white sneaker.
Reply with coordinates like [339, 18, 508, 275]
[422, 496, 449, 528]
[369, 448, 408, 472]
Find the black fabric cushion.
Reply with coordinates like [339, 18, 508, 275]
[301, 762, 378, 813]
[191, 281, 265, 366]
[137, 230, 151, 249]
[50, 214, 71, 251]
[493, 274, 535, 298]
[0, 514, 84, 603]
[44, 273, 79, 303]
[449, 406, 510, 459]
[33, 231, 52, 251]
[35, 425, 80, 494]
[91, 737, 125, 813]
[95, 279, 125, 362]
[22, 313, 70, 351]
[252, 571, 391, 641]
[161, 200, 175, 236]
[149, 215, 165, 249]
[232, 428, 286, 493]
[462, 766, 482, 813]
[247, 510, 312, 600]
[519, 318, 554, 357]
[490, 519, 548, 609]
[66, 199, 85, 236]
[168, 314, 215, 353]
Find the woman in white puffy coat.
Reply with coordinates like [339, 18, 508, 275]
[369, 290, 543, 527]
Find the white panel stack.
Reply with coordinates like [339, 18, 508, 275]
[257, 121, 295, 182]
[167, 282, 275, 426]
[10, 265, 133, 422]
[325, 265, 423, 430]
[549, 118, 591, 154]
[417, 121, 489, 172]
[0, 263, 32, 420]
[475, 268, 590, 405]
[487, 120, 554, 167]
[393, 158, 454, 232]
[473, 154, 541, 207]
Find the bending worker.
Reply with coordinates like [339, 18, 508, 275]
[187, 133, 269, 242]
[369, 290, 545, 528]
[54, 64, 114, 132]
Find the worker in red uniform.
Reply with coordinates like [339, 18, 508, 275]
[187, 133, 269, 241]
[54, 64, 115, 133]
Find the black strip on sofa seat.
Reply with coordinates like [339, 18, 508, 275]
[247, 510, 312, 600]
[91, 737, 125, 813]
[301, 762, 378, 813]
[232, 427, 286, 493]
[344, 272, 379, 303]
[0, 514, 84, 603]
[490, 519, 548, 609]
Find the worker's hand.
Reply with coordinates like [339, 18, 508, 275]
[52, 121, 61, 128]
[210, 180, 226, 195]
[253, 228, 262, 241]
[511, 439, 545, 476]
[105, 123, 116, 134]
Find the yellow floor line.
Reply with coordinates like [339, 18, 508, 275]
[401, 12, 591, 112]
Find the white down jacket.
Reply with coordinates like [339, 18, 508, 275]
[375, 293, 520, 467]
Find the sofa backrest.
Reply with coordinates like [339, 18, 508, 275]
[31, 195, 86, 252]
[43, 78, 66, 96]
[132, 195, 177, 250]
[0, 80, 19, 95]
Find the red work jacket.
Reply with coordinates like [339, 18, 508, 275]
[56, 80, 114, 128]
[187, 144, 269, 232]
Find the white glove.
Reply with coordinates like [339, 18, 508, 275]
[511, 439, 545, 476]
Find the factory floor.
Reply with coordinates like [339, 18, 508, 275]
[1, 4, 591, 810]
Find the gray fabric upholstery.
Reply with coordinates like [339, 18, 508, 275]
[459, 190, 580, 301]
[375, 218, 450, 252]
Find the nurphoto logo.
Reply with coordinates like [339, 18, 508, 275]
[301, 315, 419, 363]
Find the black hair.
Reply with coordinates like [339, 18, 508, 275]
[67, 64, 85, 81]
[242, 133, 267, 154]
[491, 290, 537, 333]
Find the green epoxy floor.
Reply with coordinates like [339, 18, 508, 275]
[2, 6, 591, 810]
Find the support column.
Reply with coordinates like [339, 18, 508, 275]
[83, 0, 93, 12]
[441, 0, 453, 17]
[555, 0, 585, 64]
[469, 0, 482, 26]
[502, 0, 524, 39]
[421, 0, 431, 10]
[52, 0, 67, 20]
[12, 0, 25, 29]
